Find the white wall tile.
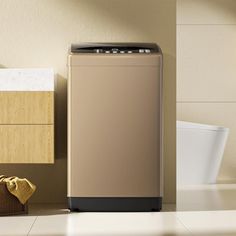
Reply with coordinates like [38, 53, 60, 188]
[177, 25, 236, 102]
[177, 0, 236, 25]
[177, 0, 236, 184]
[177, 102, 236, 182]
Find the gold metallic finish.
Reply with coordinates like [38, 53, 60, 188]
[68, 53, 163, 197]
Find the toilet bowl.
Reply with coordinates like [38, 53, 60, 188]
[177, 121, 229, 185]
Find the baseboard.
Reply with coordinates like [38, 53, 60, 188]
[217, 179, 236, 184]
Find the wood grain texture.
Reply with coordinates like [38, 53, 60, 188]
[0, 125, 54, 163]
[0, 92, 54, 124]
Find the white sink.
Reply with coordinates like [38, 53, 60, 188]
[0, 68, 54, 91]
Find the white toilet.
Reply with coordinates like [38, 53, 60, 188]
[177, 121, 229, 185]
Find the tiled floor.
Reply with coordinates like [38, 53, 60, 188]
[1, 184, 236, 236]
[1, 209, 236, 236]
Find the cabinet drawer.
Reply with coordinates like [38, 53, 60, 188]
[0, 125, 54, 163]
[0, 92, 54, 124]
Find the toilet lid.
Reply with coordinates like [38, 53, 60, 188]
[177, 121, 228, 131]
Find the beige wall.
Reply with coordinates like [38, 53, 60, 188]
[177, 0, 236, 182]
[0, 0, 176, 203]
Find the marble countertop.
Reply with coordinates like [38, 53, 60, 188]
[0, 68, 54, 91]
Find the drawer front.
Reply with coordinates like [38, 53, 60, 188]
[0, 92, 54, 124]
[0, 125, 54, 163]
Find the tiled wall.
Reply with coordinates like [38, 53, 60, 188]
[0, 0, 176, 203]
[177, 0, 236, 182]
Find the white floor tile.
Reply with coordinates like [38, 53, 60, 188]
[177, 210, 236, 236]
[0, 215, 36, 236]
[29, 212, 189, 236]
[28, 203, 69, 216]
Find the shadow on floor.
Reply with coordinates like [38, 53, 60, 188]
[177, 184, 236, 211]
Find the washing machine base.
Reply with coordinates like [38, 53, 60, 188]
[68, 197, 162, 212]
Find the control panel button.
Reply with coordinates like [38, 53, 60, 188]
[111, 48, 119, 53]
[94, 49, 103, 53]
[93, 48, 152, 54]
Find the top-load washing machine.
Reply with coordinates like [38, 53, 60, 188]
[67, 43, 163, 211]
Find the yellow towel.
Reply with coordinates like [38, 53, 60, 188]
[0, 175, 36, 204]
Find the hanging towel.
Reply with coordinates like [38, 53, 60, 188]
[0, 175, 36, 204]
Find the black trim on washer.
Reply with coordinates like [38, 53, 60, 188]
[71, 43, 162, 54]
[68, 197, 162, 212]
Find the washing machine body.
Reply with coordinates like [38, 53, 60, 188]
[68, 43, 163, 211]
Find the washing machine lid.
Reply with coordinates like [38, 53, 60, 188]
[70, 43, 162, 54]
[177, 121, 228, 131]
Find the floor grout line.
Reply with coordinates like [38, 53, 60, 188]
[176, 215, 195, 235]
[27, 216, 38, 236]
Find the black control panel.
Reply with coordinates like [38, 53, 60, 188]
[71, 43, 161, 54]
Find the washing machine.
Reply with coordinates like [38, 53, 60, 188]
[67, 43, 163, 211]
